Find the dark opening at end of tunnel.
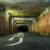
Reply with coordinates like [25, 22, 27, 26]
[18, 25, 28, 32]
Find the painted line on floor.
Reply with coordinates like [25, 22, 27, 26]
[5, 37, 23, 46]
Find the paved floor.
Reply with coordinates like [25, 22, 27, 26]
[0, 32, 50, 50]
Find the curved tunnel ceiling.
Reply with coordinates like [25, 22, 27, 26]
[0, 0, 50, 14]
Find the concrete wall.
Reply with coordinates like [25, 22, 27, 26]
[0, 13, 17, 35]
[0, 13, 10, 34]
[36, 13, 50, 36]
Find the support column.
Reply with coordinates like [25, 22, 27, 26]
[15, 24, 18, 33]
[0, 13, 1, 33]
[4, 17, 9, 34]
[13, 22, 17, 33]
[1, 14, 4, 34]
[4, 13, 10, 34]
[11, 19, 14, 33]
[31, 22, 34, 33]
[13, 22, 16, 33]
[9, 17, 12, 34]
[28, 24, 31, 33]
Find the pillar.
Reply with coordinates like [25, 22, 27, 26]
[28, 24, 31, 33]
[1, 14, 5, 34]
[0, 13, 1, 33]
[4, 16, 9, 34]
[13, 22, 16, 33]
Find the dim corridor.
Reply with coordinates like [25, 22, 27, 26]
[18, 26, 28, 32]
[0, 0, 50, 50]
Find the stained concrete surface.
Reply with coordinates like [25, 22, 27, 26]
[0, 32, 50, 50]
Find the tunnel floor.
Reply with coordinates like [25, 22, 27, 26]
[0, 32, 50, 50]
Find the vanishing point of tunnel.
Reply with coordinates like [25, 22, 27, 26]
[0, 0, 50, 50]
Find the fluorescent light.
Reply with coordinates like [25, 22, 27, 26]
[12, 19, 14, 22]
[6, 13, 9, 17]
[33, 20, 35, 22]
[44, 0, 49, 2]
[14, 18, 34, 20]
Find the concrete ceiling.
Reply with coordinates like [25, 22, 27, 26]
[13, 18, 34, 20]
[12, 18, 34, 24]
[15, 21, 32, 24]
[0, 0, 50, 14]
[16, 23, 30, 27]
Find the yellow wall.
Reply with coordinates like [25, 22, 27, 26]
[36, 13, 50, 36]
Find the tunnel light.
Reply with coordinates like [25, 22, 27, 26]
[6, 10, 14, 13]
[44, 0, 50, 2]
[33, 20, 35, 22]
[46, 8, 48, 13]
[12, 19, 14, 22]
[14, 18, 34, 20]
[5, 13, 10, 18]
[17, 23, 30, 26]
[6, 10, 18, 13]
[31, 28, 33, 30]
[6, 13, 9, 17]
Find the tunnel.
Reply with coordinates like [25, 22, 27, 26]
[18, 25, 28, 32]
[0, 0, 50, 50]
